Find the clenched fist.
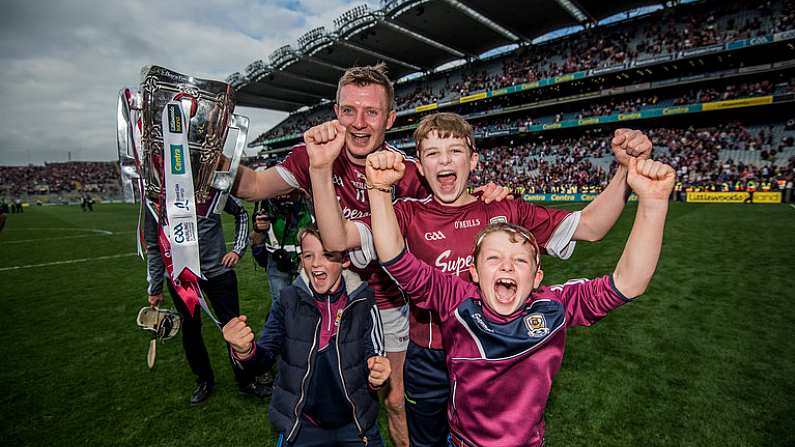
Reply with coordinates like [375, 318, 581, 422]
[367, 355, 391, 388]
[365, 150, 405, 189]
[305, 120, 346, 170]
[612, 128, 652, 166]
[627, 158, 676, 201]
[223, 315, 255, 356]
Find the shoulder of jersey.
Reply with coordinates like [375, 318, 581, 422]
[289, 142, 307, 152]
[394, 194, 433, 205]
[384, 142, 419, 163]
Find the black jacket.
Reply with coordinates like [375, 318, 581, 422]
[236, 270, 385, 442]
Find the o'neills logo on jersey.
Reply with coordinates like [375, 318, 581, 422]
[454, 218, 481, 230]
[341, 206, 369, 220]
[472, 313, 494, 333]
[332, 175, 343, 187]
[424, 231, 446, 241]
[435, 250, 473, 276]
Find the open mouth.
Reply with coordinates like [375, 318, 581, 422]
[311, 270, 328, 282]
[494, 278, 517, 304]
[436, 170, 457, 192]
[350, 132, 371, 146]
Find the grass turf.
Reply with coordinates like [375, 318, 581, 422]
[0, 202, 793, 446]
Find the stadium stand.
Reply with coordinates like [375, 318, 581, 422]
[230, 0, 795, 200]
[0, 162, 120, 203]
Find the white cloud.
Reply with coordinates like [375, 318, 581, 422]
[0, 0, 380, 165]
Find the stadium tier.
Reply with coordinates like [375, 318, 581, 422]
[232, 0, 794, 199]
[0, 161, 120, 201]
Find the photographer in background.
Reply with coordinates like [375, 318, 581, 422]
[250, 189, 314, 302]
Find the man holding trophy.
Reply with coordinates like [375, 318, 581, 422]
[118, 66, 267, 404]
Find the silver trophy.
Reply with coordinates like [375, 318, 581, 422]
[117, 65, 248, 217]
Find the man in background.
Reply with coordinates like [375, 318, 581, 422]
[144, 195, 269, 405]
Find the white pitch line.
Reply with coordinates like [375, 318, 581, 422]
[3, 227, 114, 234]
[0, 229, 135, 244]
[0, 241, 236, 272]
[0, 253, 138, 272]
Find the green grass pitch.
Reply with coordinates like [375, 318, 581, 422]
[0, 202, 793, 446]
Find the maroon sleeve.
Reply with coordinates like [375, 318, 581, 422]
[515, 200, 572, 252]
[381, 248, 473, 318]
[396, 158, 430, 199]
[277, 144, 311, 191]
[393, 200, 412, 237]
[552, 275, 629, 328]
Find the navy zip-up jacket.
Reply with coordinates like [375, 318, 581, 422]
[235, 269, 385, 442]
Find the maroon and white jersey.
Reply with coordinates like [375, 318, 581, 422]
[354, 195, 580, 348]
[277, 142, 429, 309]
[382, 249, 630, 447]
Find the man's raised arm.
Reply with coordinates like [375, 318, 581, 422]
[612, 158, 675, 299]
[305, 120, 365, 252]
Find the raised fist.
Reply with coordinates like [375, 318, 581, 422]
[627, 158, 676, 201]
[365, 150, 406, 188]
[305, 120, 346, 170]
[367, 355, 391, 388]
[222, 315, 255, 355]
[612, 128, 652, 167]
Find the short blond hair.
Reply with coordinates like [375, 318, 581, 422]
[336, 63, 394, 111]
[473, 223, 540, 266]
[413, 112, 475, 155]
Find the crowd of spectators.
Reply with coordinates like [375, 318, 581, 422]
[0, 161, 120, 196]
[249, 108, 332, 145]
[393, 0, 794, 109]
[251, 1, 793, 144]
[467, 122, 795, 194]
[471, 133, 611, 193]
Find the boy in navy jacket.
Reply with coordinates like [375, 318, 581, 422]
[224, 226, 391, 446]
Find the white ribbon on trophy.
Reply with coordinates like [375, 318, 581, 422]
[161, 97, 204, 285]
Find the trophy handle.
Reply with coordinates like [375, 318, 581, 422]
[117, 89, 142, 180]
[211, 113, 249, 214]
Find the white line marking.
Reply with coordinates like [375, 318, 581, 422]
[790, 204, 795, 210]
[0, 230, 135, 244]
[0, 253, 138, 272]
[0, 241, 237, 272]
[2, 227, 114, 234]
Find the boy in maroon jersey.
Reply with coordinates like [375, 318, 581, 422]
[306, 112, 652, 446]
[366, 151, 675, 446]
[233, 66, 509, 447]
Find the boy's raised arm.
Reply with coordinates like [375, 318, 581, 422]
[305, 120, 364, 252]
[573, 129, 653, 242]
[612, 158, 676, 299]
[365, 151, 407, 262]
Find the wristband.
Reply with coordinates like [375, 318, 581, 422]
[365, 181, 393, 193]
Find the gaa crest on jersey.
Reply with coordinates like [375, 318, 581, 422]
[524, 313, 549, 337]
[489, 216, 507, 224]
